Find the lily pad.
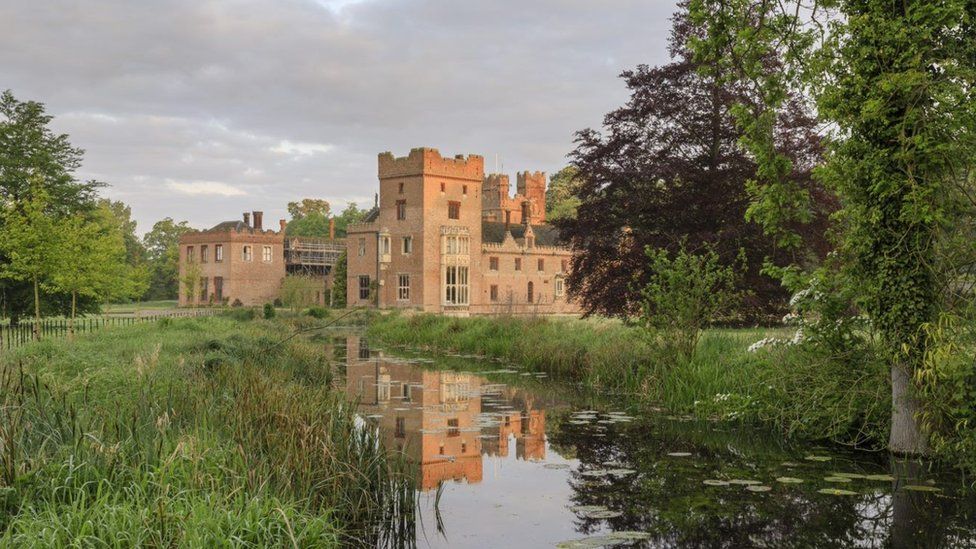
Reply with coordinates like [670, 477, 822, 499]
[824, 476, 853, 483]
[830, 472, 867, 479]
[544, 463, 571, 470]
[903, 485, 941, 493]
[805, 455, 832, 462]
[556, 536, 618, 549]
[570, 505, 607, 513]
[582, 509, 623, 519]
[776, 477, 804, 484]
[728, 479, 762, 486]
[746, 485, 772, 492]
[703, 479, 730, 486]
[580, 469, 611, 478]
[667, 452, 693, 457]
[605, 468, 637, 477]
[607, 531, 653, 542]
[818, 488, 858, 496]
[863, 474, 896, 482]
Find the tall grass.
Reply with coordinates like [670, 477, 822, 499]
[367, 313, 891, 448]
[1, 316, 415, 547]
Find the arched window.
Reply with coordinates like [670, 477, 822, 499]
[527, 281, 534, 304]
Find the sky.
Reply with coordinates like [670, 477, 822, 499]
[0, 0, 678, 234]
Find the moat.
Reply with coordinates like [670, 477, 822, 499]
[330, 335, 976, 548]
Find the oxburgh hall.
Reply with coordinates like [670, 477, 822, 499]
[178, 147, 581, 316]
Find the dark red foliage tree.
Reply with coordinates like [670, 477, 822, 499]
[559, 5, 835, 321]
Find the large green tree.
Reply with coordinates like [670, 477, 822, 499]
[0, 90, 102, 323]
[143, 217, 193, 300]
[545, 167, 582, 222]
[690, 0, 976, 454]
[286, 201, 367, 239]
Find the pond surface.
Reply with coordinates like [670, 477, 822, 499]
[330, 335, 976, 548]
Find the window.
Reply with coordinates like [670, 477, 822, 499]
[447, 418, 460, 437]
[402, 383, 411, 402]
[555, 278, 565, 298]
[561, 259, 568, 273]
[440, 182, 446, 193]
[398, 182, 404, 194]
[397, 274, 410, 300]
[381, 236, 391, 256]
[186, 246, 195, 262]
[538, 258, 545, 272]
[490, 284, 498, 302]
[505, 211, 511, 225]
[515, 257, 522, 271]
[462, 184, 468, 195]
[200, 277, 208, 302]
[215, 244, 223, 262]
[214, 277, 224, 301]
[395, 417, 406, 439]
[443, 266, 469, 305]
[527, 236, 535, 248]
[242, 245, 253, 261]
[448, 201, 460, 220]
[358, 238, 366, 257]
[262, 245, 272, 262]
[402, 236, 413, 255]
[359, 275, 371, 300]
[396, 200, 406, 220]
[489, 256, 499, 270]
[200, 245, 209, 263]
[444, 235, 469, 255]
[527, 281, 534, 303]
[521, 202, 530, 220]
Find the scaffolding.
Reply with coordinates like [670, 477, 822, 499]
[284, 237, 345, 277]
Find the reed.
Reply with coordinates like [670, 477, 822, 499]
[0, 316, 416, 547]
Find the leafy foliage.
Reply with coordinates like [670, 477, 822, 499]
[142, 217, 193, 300]
[637, 243, 742, 359]
[559, 7, 834, 320]
[545, 166, 582, 221]
[331, 250, 348, 308]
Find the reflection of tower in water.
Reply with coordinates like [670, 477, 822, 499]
[343, 336, 547, 491]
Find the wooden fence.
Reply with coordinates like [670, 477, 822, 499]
[0, 309, 218, 353]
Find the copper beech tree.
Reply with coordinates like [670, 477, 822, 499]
[558, 5, 835, 321]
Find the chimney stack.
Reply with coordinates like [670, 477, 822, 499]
[252, 211, 263, 231]
[279, 219, 287, 233]
[329, 218, 335, 240]
[243, 212, 251, 227]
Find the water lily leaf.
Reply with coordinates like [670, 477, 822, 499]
[703, 479, 730, 486]
[555, 536, 618, 549]
[746, 485, 772, 492]
[863, 474, 896, 482]
[830, 472, 867, 479]
[728, 479, 762, 486]
[903, 485, 941, 492]
[776, 477, 804, 484]
[818, 488, 858, 496]
[570, 505, 607, 513]
[605, 468, 636, 476]
[780, 462, 801, 467]
[581, 509, 623, 519]
[580, 469, 611, 478]
[667, 452, 692, 457]
[824, 476, 853, 483]
[544, 463, 571, 470]
[607, 531, 652, 541]
[805, 455, 832, 462]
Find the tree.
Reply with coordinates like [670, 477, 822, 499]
[331, 251, 348, 308]
[546, 167, 582, 221]
[287, 198, 331, 220]
[559, 6, 833, 319]
[285, 201, 367, 239]
[49, 204, 143, 338]
[0, 90, 101, 322]
[0, 183, 61, 339]
[143, 218, 193, 300]
[689, 0, 976, 454]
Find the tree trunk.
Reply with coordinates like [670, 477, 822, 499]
[32, 274, 41, 341]
[889, 362, 928, 455]
[69, 291, 76, 342]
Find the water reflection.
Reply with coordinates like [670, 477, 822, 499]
[335, 336, 976, 548]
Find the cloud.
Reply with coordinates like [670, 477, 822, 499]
[166, 180, 248, 196]
[0, 0, 680, 233]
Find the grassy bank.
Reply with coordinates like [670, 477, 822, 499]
[1, 315, 414, 547]
[366, 313, 891, 449]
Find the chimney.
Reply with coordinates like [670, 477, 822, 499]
[329, 218, 335, 240]
[243, 212, 251, 227]
[252, 211, 263, 231]
[279, 219, 287, 233]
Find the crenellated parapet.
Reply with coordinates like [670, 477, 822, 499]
[377, 147, 484, 181]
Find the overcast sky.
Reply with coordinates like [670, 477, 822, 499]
[0, 0, 678, 234]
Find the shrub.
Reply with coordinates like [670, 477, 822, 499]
[637, 243, 742, 360]
[306, 307, 329, 320]
[281, 275, 322, 312]
[263, 303, 276, 320]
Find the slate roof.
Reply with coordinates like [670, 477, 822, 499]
[481, 221, 565, 247]
[363, 207, 380, 223]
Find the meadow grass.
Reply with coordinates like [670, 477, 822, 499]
[366, 313, 891, 449]
[0, 315, 415, 547]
